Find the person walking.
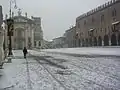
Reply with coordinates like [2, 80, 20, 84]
[23, 47, 28, 58]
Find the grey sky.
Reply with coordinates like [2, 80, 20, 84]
[1, 0, 110, 40]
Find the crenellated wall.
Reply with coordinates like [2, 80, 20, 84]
[75, 0, 120, 47]
[76, 0, 120, 22]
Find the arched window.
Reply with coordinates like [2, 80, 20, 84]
[92, 16, 95, 23]
[112, 8, 117, 17]
[84, 20, 86, 25]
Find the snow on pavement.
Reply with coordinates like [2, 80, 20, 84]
[0, 48, 120, 90]
[29, 48, 120, 90]
[0, 50, 64, 90]
[40, 47, 120, 56]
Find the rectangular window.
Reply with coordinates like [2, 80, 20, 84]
[34, 41, 36, 46]
[105, 28, 107, 33]
[39, 41, 41, 46]
[92, 17, 94, 23]
[84, 20, 86, 25]
[101, 15, 104, 22]
[77, 22, 80, 28]
[101, 28, 102, 32]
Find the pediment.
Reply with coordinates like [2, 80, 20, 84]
[13, 16, 34, 24]
[13, 16, 28, 23]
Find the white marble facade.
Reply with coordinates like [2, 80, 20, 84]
[12, 17, 35, 49]
[0, 5, 4, 66]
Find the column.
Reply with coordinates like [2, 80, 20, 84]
[0, 27, 4, 66]
[102, 40, 104, 46]
[109, 40, 111, 46]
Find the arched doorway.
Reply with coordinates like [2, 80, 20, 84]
[82, 39, 84, 47]
[86, 39, 88, 47]
[104, 35, 109, 46]
[78, 39, 81, 47]
[111, 34, 117, 46]
[98, 36, 102, 46]
[15, 28, 25, 49]
[118, 34, 120, 46]
[89, 38, 92, 46]
[74, 40, 76, 47]
[94, 37, 97, 46]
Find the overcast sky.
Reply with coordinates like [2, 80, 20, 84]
[1, 0, 110, 41]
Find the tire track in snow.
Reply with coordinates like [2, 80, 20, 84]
[49, 54, 120, 90]
[33, 56, 69, 90]
[26, 58, 33, 90]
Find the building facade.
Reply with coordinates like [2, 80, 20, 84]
[76, 0, 120, 47]
[4, 11, 43, 49]
[41, 40, 53, 49]
[31, 16, 43, 48]
[52, 37, 65, 48]
[64, 26, 76, 48]
[0, 5, 4, 67]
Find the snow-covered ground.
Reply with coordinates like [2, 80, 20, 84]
[30, 48, 120, 90]
[0, 51, 64, 90]
[0, 48, 120, 90]
[40, 47, 120, 56]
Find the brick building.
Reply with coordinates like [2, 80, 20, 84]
[64, 26, 76, 48]
[76, 0, 120, 47]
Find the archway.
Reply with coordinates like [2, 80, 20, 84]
[98, 36, 102, 46]
[86, 39, 88, 47]
[104, 35, 109, 46]
[82, 39, 84, 47]
[74, 40, 76, 47]
[78, 39, 81, 47]
[111, 34, 117, 46]
[89, 38, 92, 46]
[94, 37, 97, 46]
[118, 34, 120, 46]
[15, 28, 25, 49]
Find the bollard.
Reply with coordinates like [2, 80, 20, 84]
[0, 62, 3, 69]
[7, 56, 12, 63]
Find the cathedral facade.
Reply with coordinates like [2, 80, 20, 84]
[5, 11, 43, 49]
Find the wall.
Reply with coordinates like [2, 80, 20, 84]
[76, 0, 120, 47]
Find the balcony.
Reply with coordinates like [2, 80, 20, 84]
[112, 21, 120, 32]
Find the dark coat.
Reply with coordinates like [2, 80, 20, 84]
[23, 48, 28, 54]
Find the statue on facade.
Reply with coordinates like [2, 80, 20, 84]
[12, 12, 14, 18]
[0, 23, 4, 69]
[18, 8, 22, 16]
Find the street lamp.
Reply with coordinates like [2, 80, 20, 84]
[10, 0, 17, 18]
[7, 0, 17, 56]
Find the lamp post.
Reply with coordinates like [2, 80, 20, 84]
[7, 0, 17, 56]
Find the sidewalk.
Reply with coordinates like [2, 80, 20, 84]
[0, 50, 64, 90]
[0, 50, 28, 90]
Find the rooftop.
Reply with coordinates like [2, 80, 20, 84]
[76, 0, 120, 21]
